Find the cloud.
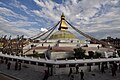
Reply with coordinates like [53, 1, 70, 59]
[0, 0, 46, 38]
[0, 7, 28, 20]
[0, 0, 120, 39]
[0, 15, 40, 37]
[33, 0, 120, 39]
[10, 0, 34, 16]
[40, 28, 48, 32]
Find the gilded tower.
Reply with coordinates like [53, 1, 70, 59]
[49, 13, 77, 39]
[58, 13, 68, 31]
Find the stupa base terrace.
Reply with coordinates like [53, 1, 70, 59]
[23, 39, 115, 60]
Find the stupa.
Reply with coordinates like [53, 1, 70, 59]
[23, 13, 105, 60]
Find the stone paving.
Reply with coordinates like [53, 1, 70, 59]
[0, 74, 16, 80]
[0, 61, 120, 80]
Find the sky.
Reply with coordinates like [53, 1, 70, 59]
[0, 0, 120, 39]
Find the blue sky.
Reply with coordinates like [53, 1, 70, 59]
[0, 0, 120, 39]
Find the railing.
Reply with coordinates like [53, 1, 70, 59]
[0, 52, 120, 68]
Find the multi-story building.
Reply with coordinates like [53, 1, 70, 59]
[101, 37, 120, 48]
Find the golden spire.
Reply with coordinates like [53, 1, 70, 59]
[58, 13, 68, 31]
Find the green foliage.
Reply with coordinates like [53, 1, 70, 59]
[27, 52, 45, 58]
[88, 51, 94, 58]
[74, 47, 86, 59]
[94, 52, 102, 58]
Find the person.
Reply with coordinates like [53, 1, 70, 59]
[50, 47, 52, 50]
[48, 45, 50, 48]
[5, 58, 8, 64]
[112, 63, 117, 76]
[15, 61, 18, 70]
[33, 49, 36, 54]
[1, 59, 4, 64]
[70, 74, 74, 80]
[119, 63, 120, 71]
[101, 63, 105, 73]
[7, 62, 11, 70]
[76, 65, 79, 74]
[112, 66, 116, 76]
[113, 63, 118, 71]
[43, 70, 49, 80]
[80, 70, 84, 80]
[97, 45, 99, 49]
[42, 43, 43, 46]
[68, 68, 73, 77]
[18, 62, 21, 70]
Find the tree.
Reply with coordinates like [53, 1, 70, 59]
[94, 52, 102, 58]
[74, 47, 86, 59]
[88, 51, 94, 58]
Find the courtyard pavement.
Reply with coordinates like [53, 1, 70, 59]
[0, 74, 16, 80]
[0, 61, 120, 80]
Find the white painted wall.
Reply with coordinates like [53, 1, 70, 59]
[50, 52, 74, 59]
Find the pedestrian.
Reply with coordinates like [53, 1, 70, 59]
[33, 49, 35, 54]
[113, 63, 118, 71]
[43, 70, 49, 80]
[18, 62, 21, 70]
[1, 59, 4, 64]
[119, 63, 120, 71]
[112, 63, 117, 76]
[101, 63, 105, 73]
[15, 61, 18, 70]
[112, 66, 116, 76]
[76, 65, 79, 74]
[80, 70, 84, 80]
[68, 67, 72, 77]
[5, 58, 8, 64]
[97, 45, 99, 49]
[70, 74, 74, 80]
[42, 43, 43, 46]
[7, 62, 11, 70]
